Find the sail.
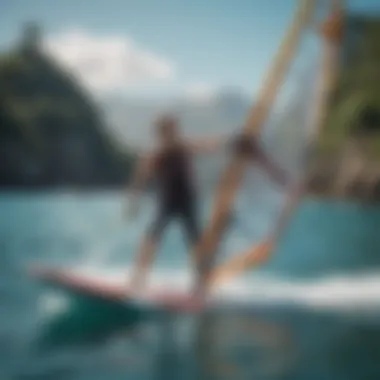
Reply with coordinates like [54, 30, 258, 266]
[204, 0, 346, 290]
[190, 0, 317, 290]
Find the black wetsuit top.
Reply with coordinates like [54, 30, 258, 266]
[154, 144, 195, 204]
[148, 143, 199, 243]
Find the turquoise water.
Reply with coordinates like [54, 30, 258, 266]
[1, 192, 380, 379]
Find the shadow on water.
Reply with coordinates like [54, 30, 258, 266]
[191, 308, 298, 380]
[8, 261, 380, 380]
[148, 307, 299, 380]
[34, 294, 149, 351]
[328, 320, 380, 380]
[28, 289, 380, 380]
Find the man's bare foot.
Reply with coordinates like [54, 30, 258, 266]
[186, 286, 206, 309]
[127, 276, 146, 298]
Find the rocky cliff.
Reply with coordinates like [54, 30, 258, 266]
[306, 15, 380, 201]
[0, 24, 135, 190]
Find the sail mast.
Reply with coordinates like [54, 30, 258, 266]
[207, 0, 346, 290]
[193, 0, 316, 289]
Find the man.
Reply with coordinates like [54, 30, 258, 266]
[127, 114, 228, 293]
[127, 115, 288, 295]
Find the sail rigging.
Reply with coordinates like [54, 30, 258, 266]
[198, 0, 346, 290]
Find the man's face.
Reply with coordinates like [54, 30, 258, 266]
[157, 117, 179, 142]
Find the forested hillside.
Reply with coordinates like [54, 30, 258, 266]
[0, 24, 136, 189]
[307, 15, 380, 200]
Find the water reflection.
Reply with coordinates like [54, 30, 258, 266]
[191, 309, 296, 380]
[35, 295, 146, 351]
[154, 306, 380, 380]
[28, 296, 380, 380]
[328, 319, 380, 380]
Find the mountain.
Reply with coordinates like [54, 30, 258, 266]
[102, 89, 251, 149]
[0, 23, 136, 190]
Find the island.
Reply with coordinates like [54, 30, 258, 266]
[0, 23, 136, 190]
[306, 15, 380, 201]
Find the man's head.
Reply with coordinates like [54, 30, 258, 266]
[155, 114, 180, 144]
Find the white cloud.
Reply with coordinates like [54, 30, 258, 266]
[185, 83, 217, 103]
[42, 28, 176, 93]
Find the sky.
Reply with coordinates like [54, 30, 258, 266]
[0, 0, 379, 101]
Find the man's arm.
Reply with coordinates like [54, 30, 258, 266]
[128, 151, 156, 200]
[187, 134, 229, 154]
[230, 134, 288, 187]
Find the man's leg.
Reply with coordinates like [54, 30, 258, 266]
[178, 201, 200, 263]
[187, 208, 233, 300]
[129, 207, 169, 293]
[179, 202, 208, 301]
[129, 236, 158, 293]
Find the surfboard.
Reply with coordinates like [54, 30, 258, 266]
[29, 266, 204, 312]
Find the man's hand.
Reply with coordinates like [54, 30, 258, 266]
[229, 132, 256, 157]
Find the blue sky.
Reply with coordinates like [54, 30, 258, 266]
[0, 0, 379, 98]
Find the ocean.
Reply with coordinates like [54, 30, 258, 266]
[1, 192, 380, 380]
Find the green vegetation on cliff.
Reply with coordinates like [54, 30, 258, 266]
[0, 25, 136, 189]
[306, 15, 380, 200]
[317, 16, 380, 158]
